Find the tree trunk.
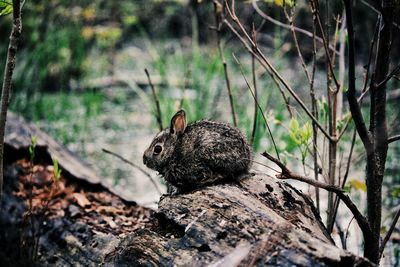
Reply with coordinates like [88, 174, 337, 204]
[364, 0, 394, 263]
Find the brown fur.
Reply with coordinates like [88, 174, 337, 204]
[143, 110, 252, 194]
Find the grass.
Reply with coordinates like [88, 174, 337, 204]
[140, 38, 297, 154]
[11, 90, 105, 146]
[10, 36, 298, 156]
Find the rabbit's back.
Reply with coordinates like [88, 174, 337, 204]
[174, 120, 252, 176]
[143, 110, 252, 193]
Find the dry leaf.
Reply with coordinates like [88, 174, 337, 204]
[348, 179, 367, 192]
[73, 192, 91, 208]
[97, 206, 124, 215]
[103, 216, 117, 229]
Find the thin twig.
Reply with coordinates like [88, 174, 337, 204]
[309, 0, 340, 90]
[337, 88, 371, 141]
[362, 18, 380, 93]
[185, 209, 207, 233]
[250, 24, 258, 145]
[0, 0, 22, 203]
[360, 0, 400, 29]
[331, 129, 357, 229]
[220, 12, 292, 117]
[145, 68, 163, 131]
[214, 1, 237, 127]
[102, 148, 162, 195]
[222, 14, 334, 141]
[344, 216, 355, 249]
[252, 1, 339, 54]
[337, 12, 346, 119]
[256, 46, 333, 141]
[261, 151, 372, 240]
[308, 0, 320, 212]
[379, 207, 400, 257]
[324, 0, 338, 233]
[376, 64, 400, 88]
[233, 54, 280, 161]
[336, 220, 346, 249]
[344, 0, 373, 152]
[343, 130, 358, 189]
[251, 159, 280, 174]
[262, 152, 343, 193]
[284, 8, 311, 83]
[333, 17, 378, 142]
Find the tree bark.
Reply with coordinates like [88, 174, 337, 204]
[364, 0, 394, 263]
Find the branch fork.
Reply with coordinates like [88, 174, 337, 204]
[261, 151, 372, 241]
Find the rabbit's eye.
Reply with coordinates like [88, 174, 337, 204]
[153, 145, 163, 155]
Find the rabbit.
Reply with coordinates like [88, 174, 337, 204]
[143, 109, 252, 194]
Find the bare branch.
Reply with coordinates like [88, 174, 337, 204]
[261, 152, 343, 193]
[284, 9, 311, 83]
[388, 134, 400, 144]
[344, 216, 355, 249]
[308, 0, 320, 212]
[145, 68, 163, 131]
[331, 129, 357, 230]
[336, 12, 346, 120]
[376, 64, 400, 88]
[337, 87, 370, 141]
[362, 18, 380, 94]
[221, 17, 295, 117]
[252, 1, 339, 55]
[102, 148, 162, 195]
[261, 151, 372, 240]
[309, 0, 341, 90]
[380, 207, 400, 257]
[233, 54, 280, 161]
[221, 14, 334, 142]
[214, 1, 238, 127]
[343, 0, 373, 152]
[250, 24, 258, 145]
[0, 0, 22, 202]
[360, 0, 400, 29]
[334, 17, 379, 144]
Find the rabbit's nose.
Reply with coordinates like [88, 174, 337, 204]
[143, 155, 148, 166]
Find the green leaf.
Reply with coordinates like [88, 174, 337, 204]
[391, 186, 400, 198]
[380, 226, 387, 235]
[31, 135, 38, 147]
[29, 135, 38, 161]
[289, 118, 301, 144]
[52, 158, 62, 181]
[343, 185, 352, 193]
[0, 0, 12, 16]
[300, 122, 312, 142]
[289, 118, 299, 132]
[272, 0, 296, 7]
[289, 131, 301, 145]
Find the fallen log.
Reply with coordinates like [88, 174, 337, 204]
[0, 114, 373, 266]
[103, 174, 372, 266]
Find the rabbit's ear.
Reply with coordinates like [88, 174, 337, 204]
[170, 110, 187, 135]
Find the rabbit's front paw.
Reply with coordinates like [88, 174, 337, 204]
[167, 183, 182, 195]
